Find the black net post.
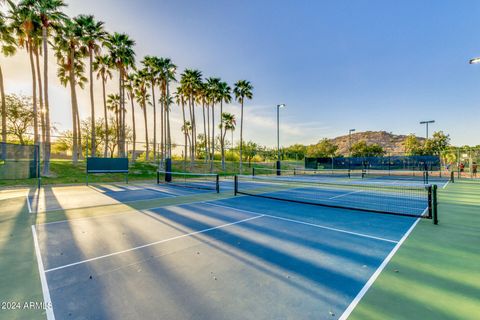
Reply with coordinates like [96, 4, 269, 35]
[165, 158, 172, 182]
[427, 185, 433, 220]
[450, 171, 455, 183]
[276, 160, 281, 176]
[432, 184, 438, 225]
[234, 175, 238, 196]
[215, 174, 220, 193]
[252, 167, 256, 176]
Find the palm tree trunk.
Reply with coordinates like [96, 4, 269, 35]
[151, 83, 157, 162]
[76, 106, 82, 159]
[206, 103, 210, 162]
[28, 41, 38, 146]
[89, 48, 96, 157]
[220, 100, 225, 170]
[0, 65, 6, 145]
[239, 100, 244, 173]
[42, 26, 52, 175]
[188, 98, 194, 165]
[181, 101, 187, 166]
[102, 76, 108, 157]
[35, 49, 45, 159]
[69, 51, 78, 163]
[130, 92, 136, 162]
[211, 103, 215, 172]
[143, 104, 149, 160]
[117, 70, 122, 156]
[202, 102, 207, 162]
[166, 82, 171, 158]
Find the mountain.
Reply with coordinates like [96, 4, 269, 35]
[329, 131, 425, 156]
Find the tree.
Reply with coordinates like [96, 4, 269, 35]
[9, 1, 41, 145]
[0, 11, 16, 145]
[134, 69, 151, 160]
[5, 94, 33, 144]
[53, 17, 87, 163]
[424, 131, 450, 155]
[284, 144, 307, 160]
[306, 139, 338, 158]
[32, 0, 68, 174]
[233, 80, 253, 173]
[206, 77, 220, 171]
[403, 134, 422, 155]
[242, 140, 258, 167]
[105, 32, 135, 157]
[221, 112, 236, 162]
[106, 93, 121, 154]
[217, 81, 231, 170]
[124, 73, 137, 161]
[180, 69, 202, 163]
[157, 58, 176, 159]
[76, 14, 106, 157]
[351, 141, 385, 157]
[93, 54, 113, 157]
[175, 86, 188, 164]
[142, 56, 159, 161]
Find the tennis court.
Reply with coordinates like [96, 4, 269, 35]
[30, 173, 433, 320]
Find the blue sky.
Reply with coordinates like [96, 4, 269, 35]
[4, 0, 480, 147]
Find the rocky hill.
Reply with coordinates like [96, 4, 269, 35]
[330, 131, 425, 156]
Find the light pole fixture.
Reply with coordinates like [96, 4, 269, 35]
[419, 120, 435, 139]
[348, 129, 356, 157]
[276, 104, 286, 175]
[469, 57, 480, 64]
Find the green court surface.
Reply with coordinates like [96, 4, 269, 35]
[0, 180, 478, 320]
[349, 180, 480, 320]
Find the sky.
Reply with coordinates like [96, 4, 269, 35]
[3, 0, 480, 149]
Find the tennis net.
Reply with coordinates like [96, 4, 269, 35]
[252, 167, 356, 178]
[157, 171, 220, 193]
[362, 169, 451, 184]
[234, 175, 437, 223]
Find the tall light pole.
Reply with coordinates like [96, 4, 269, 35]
[348, 129, 356, 157]
[420, 120, 435, 139]
[277, 104, 286, 175]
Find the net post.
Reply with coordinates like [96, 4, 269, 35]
[156, 171, 160, 184]
[215, 174, 220, 193]
[450, 171, 455, 183]
[234, 175, 238, 196]
[427, 185, 433, 220]
[294, 168, 297, 176]
[252, 167, 256, 176]
[165, 158, 172, 182]
[432, 185, 438, 225]
[276, 160, 281, 176]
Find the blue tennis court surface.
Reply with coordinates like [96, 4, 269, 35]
[33, 192, 419, 319]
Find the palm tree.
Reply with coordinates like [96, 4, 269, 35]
[180, 69, 202, 163]
[76, 14, 106, 157]
[233, 80, 253, 173]
[0, 12, 16, 145]
[157, 58, 176, 159]
[32, 0, 67, 174]
[134, 69, 150, 160]
[206, 77, 220, 170]
[53, 17, 87, 163]
[93, 54, 113, 157]
[141, 56, 160, 161]
[217, 81, 231, 170]
[106, 93, 120, 155]
[221, 112, 236, 156]
[9, 1, 41, 145]
[105, 32, 135, 157]
[196, 81, 208, 161]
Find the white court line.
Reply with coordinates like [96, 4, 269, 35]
[44, 214, 263, 273]
[31, 225, 56, 320]
[443, 180, 450, 189]
[26, 191, 32, 214]
[328, 190, 362, 200]
[204, 202, 399, 244]
[338, 217, 421, 320]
